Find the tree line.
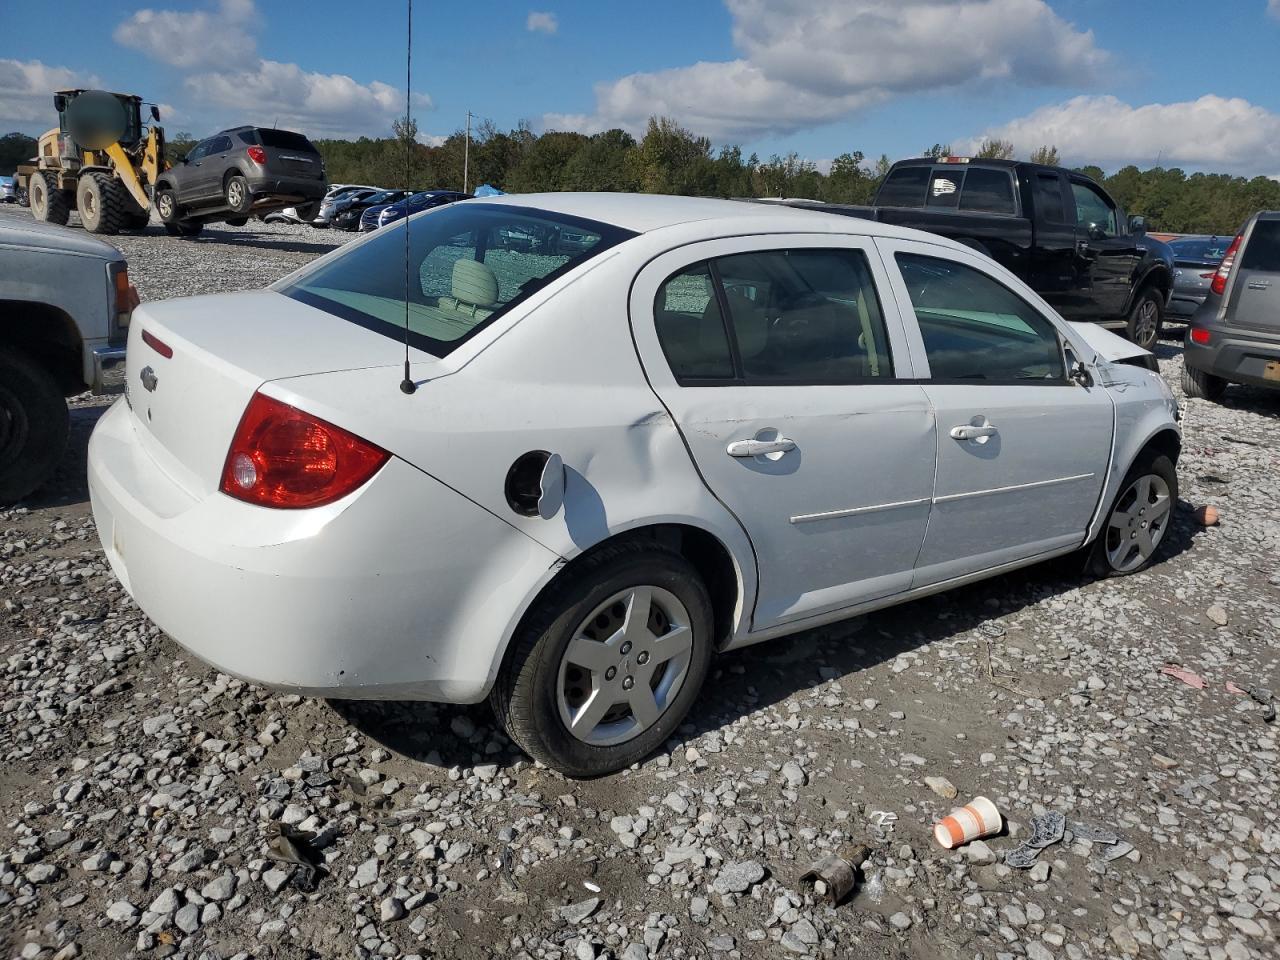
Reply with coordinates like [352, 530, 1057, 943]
[4, 119, 1278, 236]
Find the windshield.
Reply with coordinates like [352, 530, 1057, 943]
[281, 203, 635, 357]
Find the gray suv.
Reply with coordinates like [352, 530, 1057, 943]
[1183, 211, 1280, 401]
[153, 126, 327, 235]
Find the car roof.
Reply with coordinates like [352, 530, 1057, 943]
[468, 191, 936, 240]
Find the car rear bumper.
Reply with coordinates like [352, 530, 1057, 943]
[87, 398, 559, 701]
[1184, 322, 1280, 389]
[247, 175, 326, 201]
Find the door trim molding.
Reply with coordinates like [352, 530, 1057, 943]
[790, 496, 931, 525]
[933, 472, 1095, 504]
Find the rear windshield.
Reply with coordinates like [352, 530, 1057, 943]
[1240, 221, 1280, 272]
[280, 203, 635, 357]
[1169, 237, 1232, 262]
[258, 129, 315, 151]
[878, 166, 930, 206]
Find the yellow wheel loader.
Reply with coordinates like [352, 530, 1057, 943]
[17, 89, 167, 235]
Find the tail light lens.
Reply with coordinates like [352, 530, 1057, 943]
[1190, 328, 1211, 345]
[220, 393, 389, 509]
[246, 145, 267, 164]
[1211, 235, 1242, 295]
[109, 263, 140, 331]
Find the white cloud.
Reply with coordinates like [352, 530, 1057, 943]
[114, 0, 258, 69]
[550, 0, 1106, 141]
[962, 94, 1280, 176]
[0, 59, 101, 131]
[527, 11, 558, 34]
[1269, 0, 1280, 19]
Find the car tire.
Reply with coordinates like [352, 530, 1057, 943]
[1125, 289, 1163, 351]
[1085, 452, 1178, 579]
[295, 201, 321, 222]
[30, 171, 70, 226]
[490, 541, 714, 778]
[163, 220, 203, 238]
[224, 174, 253, 215]
[0, 349, 70, 505]
[77, 172, 126, 235]
[225, 217, 249, 227]
[1180, 362, 1227, 402]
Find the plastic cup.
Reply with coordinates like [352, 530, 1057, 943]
[933, 796, 1003, 849]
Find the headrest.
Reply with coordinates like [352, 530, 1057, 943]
[452, 258, 499, 308]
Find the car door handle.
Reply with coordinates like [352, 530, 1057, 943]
[950, 424, 998, 441]
[727, 437, 796, 458]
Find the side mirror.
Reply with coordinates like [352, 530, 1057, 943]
[1128, 214, 1147, 235]
[53, 94, 67, 113]
[1071, 360, 1094, 388]
[150, 105, 161, 122]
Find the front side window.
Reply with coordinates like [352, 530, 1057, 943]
[654, 248, 893, 384]
[1070, 181, 1117, 237]
[896, 253, 1065, 382]
[280, 203, 634, 357]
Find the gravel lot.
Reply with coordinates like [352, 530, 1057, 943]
[2, 206, 1278, 960]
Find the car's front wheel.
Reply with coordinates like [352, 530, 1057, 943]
[491, 541, 713, 777]
[1087, 452, 1178, 577]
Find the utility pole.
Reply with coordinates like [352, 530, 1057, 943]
[463, 111, 473, 194]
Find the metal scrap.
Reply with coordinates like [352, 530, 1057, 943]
[798, 844, 870, 906]
[264, 821, 324, 891]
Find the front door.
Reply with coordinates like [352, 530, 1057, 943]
[881, 240, 1114, 585]
[1070, 178, 1139, 320]
[630, 236, 937, 631]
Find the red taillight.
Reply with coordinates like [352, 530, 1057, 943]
[141, 329, 173, 358]
[220, 393, 389, 509]
[1211, 234, 1242, 295]
[246, 145, 267, 164]
[1190, 328, 1211, 345]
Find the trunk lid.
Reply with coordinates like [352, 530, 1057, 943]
[123, 290, 433, 495]
[1227, 217, 1280, 333]
[257, 130, 324, 181]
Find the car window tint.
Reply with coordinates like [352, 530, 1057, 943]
[896, 253, 1065, 382]
[1240, 221, 1280, 271]
[960, 168, 1017, 215]
[1070, 182, 1117, 236]
[927, 170, 964, 208]
[208, 135, 232, 153]
[258, 129, 313, 151]
[1034, 173, 1068, 223]
[715, 248, 893, 383]
[654, 264, 734, 381]
[878, 166, 930, 207]
[186, 141, 208, 162]
[235, 130, 258, 145]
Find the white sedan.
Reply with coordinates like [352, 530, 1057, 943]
[88, 194, 1180, 776]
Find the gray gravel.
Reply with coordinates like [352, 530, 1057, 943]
[2, 205, 1278, 960]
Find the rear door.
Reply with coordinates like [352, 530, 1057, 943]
[1227, 215, 1280, 335]
[878, 238, 1114, 586]
[630, 235, 937, 631]
[1026, 169, 1084, 317]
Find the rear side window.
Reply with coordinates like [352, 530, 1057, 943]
[1034, 172, 1069, 224]
[878, 166, 930, 207]
[235, 130, 258, 145]
[1240, 221, 1280, 271]
[960, 168, 1016, 215]
[896, 253, 1065, 382]
[281, 204, 634, 357]
[258, 129, 315, 151]
[654, 248, 893, 384]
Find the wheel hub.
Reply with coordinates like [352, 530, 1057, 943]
[1105, 473, 1171, 572]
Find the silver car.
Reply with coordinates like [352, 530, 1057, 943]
[1167, 235, 1233, 320]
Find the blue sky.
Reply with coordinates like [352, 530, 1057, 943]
[5, 0, 1280, 176]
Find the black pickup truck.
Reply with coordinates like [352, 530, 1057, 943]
[780, 158, 1175, 349]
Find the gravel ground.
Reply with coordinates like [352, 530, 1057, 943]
[2, 206, 1279, 960]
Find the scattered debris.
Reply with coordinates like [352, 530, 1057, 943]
[1206, 604, 1229, 627]
[263, 822, 323, 891]
[868, 810, 898, 842]
[1066, 819, 1117, 845]
[933, 797, 1001, 849]
[557, 898, 601, 925]
[1174, 773, 1220, 800]
[1245, 687, 1276, 723]
[1005, 812, 1070, 869]
[798, 845, 869, 905]
[1194, 504, 1220, 526]
[924, 775, 958, 800]
[1160, 664, 1207, 689]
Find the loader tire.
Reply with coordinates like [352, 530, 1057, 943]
[78, 172, 126, 235]
[30, 171, 70, 226]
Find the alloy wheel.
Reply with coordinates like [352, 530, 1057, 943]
[227, 181, 245, 207]
[158, 194, 174, 220]
[556, 585, 694, 747]
[1135, 300, 1159, 349]
[1105, 473, 1172, 572]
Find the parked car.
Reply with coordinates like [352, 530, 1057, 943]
[771, 158, 1175, 349]
[314, 187, 380, 228]
[0, 176, 16, 203]
[374, 190, 471, 229]
[88, 195, 1179, 776]
[330, 189, 410, 231]
[1166, 235, 1232, 321]
[1182, 211, 1280, 401]
[358, 203, 393, 232]
[153, 126, 326, 234]
[2, 218, 137, 503]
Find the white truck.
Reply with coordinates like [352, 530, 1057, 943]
[0, 217, 136, 502]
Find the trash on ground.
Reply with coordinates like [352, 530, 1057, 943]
[1246, 686, 1276, 723]
[1066, 819, 1117, 845]
[798, 844, 870, 906]
[1160, 664, 1207, 689]
[924, 775, 958, 799]
[1226, 681, 1247, 695]
[868, 810, 898, 842]
[1100, 840, 1134, 862]
[264, 822, 323, 891]
[933, 796, 1001, 849]
[1005, 812, 1073, 869]
[1175, 773, 1220, 800]
[1193, 504, 1220, 526]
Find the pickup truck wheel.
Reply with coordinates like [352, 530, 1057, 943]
[1180, 361, 1227, 402]
[0, 350, 69, 505]
[1126, 290, 1163, 351]
[30, 171, 70, 226]
[77, 172, 125, 235]
[1086, 452, 1178, 578]
[224, 174, 253, 215]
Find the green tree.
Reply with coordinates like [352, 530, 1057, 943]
[923, 143, 952, 159]
[1029, 145, 1059, 166]
[974, 138, 1015, 160]
[635, 117, 715, 195]
[0, 132, 38, 174]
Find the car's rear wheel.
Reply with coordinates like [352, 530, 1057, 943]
[0, 349, 69, 505]
[1180, 362, 1227, 402]
[1086, 453, 1177, 577]
[225, 217, 249, 227]
[224, 174, 252, 214]
[491, 541, 713, 777]
[1126, 289, 1163, 351]
[30, 171, 70, 226]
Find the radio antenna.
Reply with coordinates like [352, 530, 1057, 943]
[399, 0, 417, 395]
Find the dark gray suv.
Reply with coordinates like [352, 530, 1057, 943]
[1183, 211, 1280, 401]
[153, 126, 327, 235]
